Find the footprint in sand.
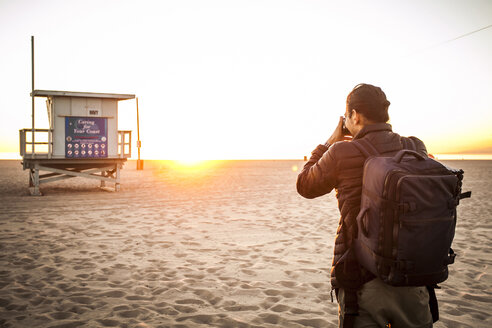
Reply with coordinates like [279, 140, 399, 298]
[263, 289, 282, 296]
[43, 266, 57, 273]
[294, 318, 331, 328]
[44, 288, 60, 297]
[270, 304, 290, 312]
[98, 290, 126, 298]
[75, 274, 90, 279]
[205, 266, 224, 274]
[29, 296, 45, 306]
[285, 270, 300, 279]
[297, 259, 314, 265]
[46, 320, 85, 328]
[193, 289, 222, 305]
[117, 310, 141, 318]
[173, 304, 197, 314]
[239, 283, 255, 289]
[253, 313, 282, 325]
[223, 305, 260, 311]
[153, 306, 179, 315]
[0, 298, 10, 307]
[49, 312, 73, 320]
[97, 319, 122, 327]
[291, 307, 324, 315]
[281, 291, 297, 298]
[316, 293, 332, 302]
[69, 296, 93, 305]
[278, 280, 298, 288]
[175, 299, 205, 305]
[310, 282, 326, 289]
[68, 306, 88, 315]
[260, 296, 281, 309]
[112, 305, 130, 312]
[230, 249, 249, 256]
[175, 314, 215, 325]
[151, 287, 168, 296]
[184, 273, 205, 279]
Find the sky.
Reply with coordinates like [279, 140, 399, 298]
[0, 0, 491, 160]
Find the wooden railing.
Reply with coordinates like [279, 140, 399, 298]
[19, 128, 53, 158]
[19, 129, 132, 159]
[118, 130, 132, 158]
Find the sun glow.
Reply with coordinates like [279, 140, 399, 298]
[175, 159, 204, 167]
[163, 159, 223, 175]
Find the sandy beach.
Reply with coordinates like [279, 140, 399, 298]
[0, 159, 490, 327]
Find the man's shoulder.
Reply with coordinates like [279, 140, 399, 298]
[402, 135, 427, 153]
[407, 135, 425, 145]
[327, 140, 361, 159]
[331, 140, 356, 151]
[354, 131, 428, 156]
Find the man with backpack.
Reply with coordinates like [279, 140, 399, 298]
[297, 83, 468, 327]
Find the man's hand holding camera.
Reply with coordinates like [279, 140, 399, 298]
[325, 116, 352, 146]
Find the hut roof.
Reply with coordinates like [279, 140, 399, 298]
[31, 90, 135, 100]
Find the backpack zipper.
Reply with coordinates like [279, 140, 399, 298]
[396, 174, 456, 195]
[382, 170, 406, 261]
[399, 216, 453, 227]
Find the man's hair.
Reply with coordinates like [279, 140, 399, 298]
[346, 83, 390, 123]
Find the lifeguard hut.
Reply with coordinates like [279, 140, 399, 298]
[20, 90, 135, 195]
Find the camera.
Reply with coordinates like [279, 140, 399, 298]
[342, 117, 351, 135]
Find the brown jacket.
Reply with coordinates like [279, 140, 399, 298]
[296, 123, 427, 288]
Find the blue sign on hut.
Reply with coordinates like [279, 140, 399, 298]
[20, 90, 135, 195]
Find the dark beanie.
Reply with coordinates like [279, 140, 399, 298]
[346, 83, 390, 123]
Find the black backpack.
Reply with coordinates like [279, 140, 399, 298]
[352, 138, 471, 286]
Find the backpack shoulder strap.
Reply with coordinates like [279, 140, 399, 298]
[401, 137, 416, 151]
[352, 138, 379, 158]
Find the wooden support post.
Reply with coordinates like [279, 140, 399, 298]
[136, 97, 143, 170]
[29, 168, 34, 187]
[29, 163, 42, 196]
[100, 170, 106, 187]
[115, 164, 121, 191]
[31, 36, 35, 158]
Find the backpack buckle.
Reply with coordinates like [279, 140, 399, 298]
[459, 191, 472, 199]
[447, 248, 456, 264]
[447, 198, 458, 209]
